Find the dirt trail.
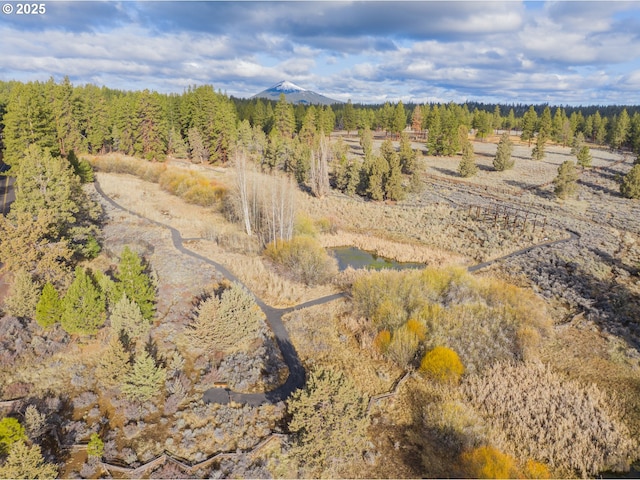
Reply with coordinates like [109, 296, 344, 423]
[94, 179, 345, 405]
[468, 230, 580, 272]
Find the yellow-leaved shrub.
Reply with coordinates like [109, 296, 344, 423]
[420, 346, 465, 383]
[373, 330, 392, 354]
[460, 445, 518, 479]
[524, 459, 551, 479]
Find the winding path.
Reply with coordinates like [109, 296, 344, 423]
[94, 179, 345, 406]
[93, 178, 580, 406]
[467, 229, 580, 273]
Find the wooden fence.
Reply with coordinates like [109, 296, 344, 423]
[467, 203, 547, 234]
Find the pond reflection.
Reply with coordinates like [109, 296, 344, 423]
[328, 246, 425, 271]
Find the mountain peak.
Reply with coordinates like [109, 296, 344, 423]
[251, 81, 342, 105]
[270, 80, 306, 93]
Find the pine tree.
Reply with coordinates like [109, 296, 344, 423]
[299, 106, 318, 144]
[115, 247, 156, 321]
[385, 153, 404, 201]
[610, 108, 630, 150]
[398, 132, 417, 174]
[186, 283, 263, 353]
[50, 77, 85, 156]
[392, 101, 406, 137]
[0, 145, 100, 279]
[318, 105, 336, 134]
[11, 145, 82, 236]
[23, 406, 46, 441]
[473, 109, 492, 141]
[274, 93, 295, 138]
[505, 108, 516, 133]
[35, 282, 61, 328]
[0, 208, 73, 285]
[359, 126, 373, 159]
[134, 90, 167, 161]
[379, 102, 395, 135]
[343, 100, 357, 135]
[570, 131, 585, 156]
[2, 81, 57, 165]
[287, 367, 368, 477]
[66, 150, 94, 183]
[365, 155, 388, 201]
[576, 145, 592, 168]
[0, 441, 58, 479]
[553, 160, 579, 200]
[95, 336, 131, 388]
[185, 296, 221, 352]
[121, 351, 166, 402]
[458, 142, 478, 178]
[345, 160, 361, 196]
[493, 133, 514, 171]
[187, 127, 208, 163]
[3, 270, 39, 319]
[538, 106, 553, 141]
[426, 105, 442, 155]
[111, 94, 137, 155]
[208, 94, 237, 164]
[83, 85, 111, 154]
[109, 294, 150, 345]
[167, 127, 188, 159]
[531, 134, 546, 161]
[521, 106, 537, 146]
[593, 111, 607, 145]
[60, 267, 106, 335]
[621, 164, 640, 199]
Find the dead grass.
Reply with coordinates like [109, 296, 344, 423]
[283, 300, 403, 398]
[189, 243, 338, 308]
[96, 173, 221, 239]
[540, 323, 640, 441]
[299, 188, 563, 263]
[318, 231, 467, 266]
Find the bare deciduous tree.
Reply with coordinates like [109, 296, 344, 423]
[234, 149, 256, 237]
[232, 151, 296, 246]
[309, 135, 330, 198]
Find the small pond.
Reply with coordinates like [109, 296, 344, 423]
[328, 246, 425, 271]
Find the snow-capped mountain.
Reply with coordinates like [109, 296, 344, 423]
[251, 80, 341, 105]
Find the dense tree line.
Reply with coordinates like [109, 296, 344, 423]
[2, 78, 640, 208]
[0, 78, 237, 165]
[2, 78, 640, 169]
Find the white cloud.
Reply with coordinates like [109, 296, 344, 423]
[2, 1, 640, 104]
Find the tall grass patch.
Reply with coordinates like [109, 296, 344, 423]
[86, 155, 227, 207]
[463, 362, 637, 477]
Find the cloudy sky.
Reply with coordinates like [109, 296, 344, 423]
[2, 1, 640, 105]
